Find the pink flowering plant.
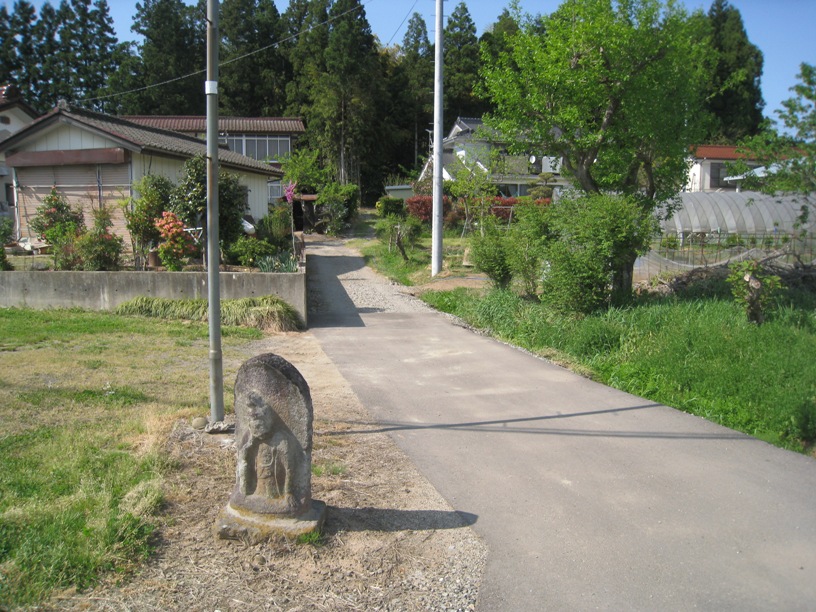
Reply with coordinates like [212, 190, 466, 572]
[155, 211, 195, 271]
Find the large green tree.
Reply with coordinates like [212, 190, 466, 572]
[482, 0, 711, 297]
[8, 1, 38, 103]
[705, 0, 764, 143]
[313, 0, 385, 195]
[220, 0, 289, 117]
[399, 12, 433, 168]
[0, 6, 13, 85]
[282, 0, 330, 122]
[443, 2, 486, 124]
[117, 0, 205, 114]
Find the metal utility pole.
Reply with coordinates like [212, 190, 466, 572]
[206, 0, 224, 423]
[431, 0, 444, 276]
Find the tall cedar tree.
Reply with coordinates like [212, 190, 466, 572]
[0, 6, 13, 85]
[316, 0, 384, 191]
[220, 0, 289, 117]
[122, 0, 205, 115]
[34, 2, 69, 108]
[482, 0, 711, 298]
[479, 8, 520, 68]
[400, 12, 433, 168]
[76, 0, 119, 111]
[282, 0, 329, 125]
[9, 1, 38, 106]
[705, 0, 764, 143]
[443, 2, 487, 127]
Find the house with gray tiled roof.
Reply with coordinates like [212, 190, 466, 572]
[124, 115, 305, 202]
[0, 101, 282, 249]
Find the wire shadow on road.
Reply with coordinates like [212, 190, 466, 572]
[323, 403, 750, 441]
[323, 507, 478, 534]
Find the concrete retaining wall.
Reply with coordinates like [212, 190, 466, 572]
[0, 269, 308, 326]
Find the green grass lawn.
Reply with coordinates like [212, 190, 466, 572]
[0, 308, 265, 607]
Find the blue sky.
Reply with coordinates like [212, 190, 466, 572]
[21, 0, 816, 127]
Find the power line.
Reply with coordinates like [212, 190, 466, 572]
[385, 0, 419, 46]
[78, 0, 376, 105]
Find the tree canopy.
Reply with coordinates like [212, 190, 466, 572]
[704, 0, 764, 143]
[481, 0, 712, 294]
[735, 62, 816, 198]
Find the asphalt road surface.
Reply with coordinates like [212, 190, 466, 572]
[307, 237, 816, 611]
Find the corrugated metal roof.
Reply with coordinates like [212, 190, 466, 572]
[1, 103, 282, 178]
[661, 192, 814, 235]
[124, 115, 305, 134]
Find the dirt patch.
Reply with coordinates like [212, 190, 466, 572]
[50, 332, 486, 611]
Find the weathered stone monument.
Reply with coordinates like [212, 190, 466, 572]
[215, 353, 326, 543]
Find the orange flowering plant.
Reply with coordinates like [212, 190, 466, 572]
[155, 211, 194, 271]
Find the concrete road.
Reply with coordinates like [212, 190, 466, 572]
[307, 239, 816, 611]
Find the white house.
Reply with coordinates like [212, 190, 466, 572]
[0, 101, 282, 248]
[0, 84, 39, 219]
[419, 117, 569, 197]
[686, 145, 759, 193]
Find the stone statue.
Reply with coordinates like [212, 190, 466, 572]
[216, 354, 325, 542]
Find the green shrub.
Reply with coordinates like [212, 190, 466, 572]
[28, 188, 85, 270]
[541, 193, 655, 313]
[505, 202, 551, 297]
[168, 155, 248, 246]
[0, 216, 12, 271]
[227, 236, 278, 267]
[316, 182, 359, 234]
[470, 216, 512, 289]
[76, 207, 125, 271]
[726, 260, 784, 324]
[124, 175, 174, 269]
[257, 204, 293, 250]
[375, 214, 422, 261]
[375, 196, 405, 218]
[0, 216, 13, 244]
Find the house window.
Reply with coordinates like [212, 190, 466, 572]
[225, 135, 291, 162]
[268, 180, 283, 202]
[709, 162, 733, 189]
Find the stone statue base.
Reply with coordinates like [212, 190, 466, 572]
[215, 500, 327, 544]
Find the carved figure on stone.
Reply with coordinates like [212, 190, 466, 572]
[216, 353, 325, 543]
[230, 353, 312, 516]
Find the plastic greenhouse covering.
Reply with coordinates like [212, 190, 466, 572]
[660, 192, 814, 236]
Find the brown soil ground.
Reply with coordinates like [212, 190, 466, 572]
[49, 331, 486, 611]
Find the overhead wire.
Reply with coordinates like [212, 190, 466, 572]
[385, 0, 419, 46]
[78, 0, 378, 105]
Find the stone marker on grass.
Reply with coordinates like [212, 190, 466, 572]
[215, 353, 326, 543]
